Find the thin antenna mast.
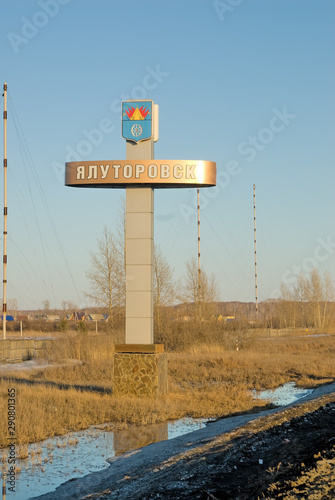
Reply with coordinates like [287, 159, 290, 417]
[3, 83, 8, 340]
[253, 184, 258, 318]
[197, 188, 201, 319]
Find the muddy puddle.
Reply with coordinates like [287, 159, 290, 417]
[2, 383, 314, 499]
[3, 417, 207, 500]
[253, 381, 313, 406]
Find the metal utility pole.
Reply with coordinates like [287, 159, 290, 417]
[3, 83, 8, 340]
[197, 188, 201, 318]
[253, 184, 258, 318]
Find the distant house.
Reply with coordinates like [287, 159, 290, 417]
[87, 313, 109, 322]
[0, 315, 14, 321]
[216, 314, 235, 322]
[67, 312, 85, 321]
[43, 314, 60, 322]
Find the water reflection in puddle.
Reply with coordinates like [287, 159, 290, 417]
[4, 418, 207, 500]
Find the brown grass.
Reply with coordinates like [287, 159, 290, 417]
[0, 329, 334, 448]
[265, 445, 335, 499]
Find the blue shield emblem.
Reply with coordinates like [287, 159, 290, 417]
[122, 100, 153, 143]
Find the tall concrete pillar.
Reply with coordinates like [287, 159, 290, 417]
[125, 139, 154, 344]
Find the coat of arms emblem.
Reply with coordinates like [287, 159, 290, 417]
[122, 100, 153, 143]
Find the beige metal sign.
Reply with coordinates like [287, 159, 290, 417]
[65, 160, 216, 188]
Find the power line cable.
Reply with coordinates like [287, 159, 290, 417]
[8, 96, 82, 305]
[9, 98, 56, 305]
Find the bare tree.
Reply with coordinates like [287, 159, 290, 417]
[42, 299, 50, 315]
[85, 226, 124, 322]
[181, 258, 199, 306]
[306, 269, 334, 330]
[87, 213, 177, 328]
[293, 273, 310, 327]
[61, 300, 78, 318]
[8, 299, 18, 320]
[180, 257, 219, 319]
[322, 271, 334, 329]
[279, 269, 334, 329]
[86, 200, 178, 328]
[307, 268, 323, 328]
[154, 245, 176, 327]
[278, 282, 301, 328]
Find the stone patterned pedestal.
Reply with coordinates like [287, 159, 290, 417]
[113, 344, 168, 397]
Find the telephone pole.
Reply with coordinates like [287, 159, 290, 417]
[197, 188, 201, 319]
[3, 83, 8, 340]
[253, 184, 258, 318]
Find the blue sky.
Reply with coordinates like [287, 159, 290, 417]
[0, 0, 334, 310]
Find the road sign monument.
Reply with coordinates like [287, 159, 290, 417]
[65, 100, 216, 396]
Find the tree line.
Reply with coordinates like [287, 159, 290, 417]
[85, 203, 334, 331]
[85, 203, 220, 326]
[267, 269, 334, 329]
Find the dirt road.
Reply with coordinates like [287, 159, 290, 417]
[31, 383, 335, 500]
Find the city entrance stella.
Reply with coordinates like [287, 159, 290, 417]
[65, 100, 216, 396]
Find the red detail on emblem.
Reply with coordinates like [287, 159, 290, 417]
[125, 106, 135, 119]
[139, 105, 150, 118]
[125, 105, 149, 119]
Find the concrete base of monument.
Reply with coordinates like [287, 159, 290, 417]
[113, 344, 168, 397]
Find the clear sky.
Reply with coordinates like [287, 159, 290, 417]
[0, 0, 334, 310]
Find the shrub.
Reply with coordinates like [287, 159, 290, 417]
[76, 320, 87, 333]
[58, 318, 68, 333]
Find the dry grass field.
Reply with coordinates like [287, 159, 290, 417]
[0, 327, 335, 449]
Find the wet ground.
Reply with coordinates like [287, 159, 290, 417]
[127, 397, 335, 499]
[4, 418, 207, 500]
[31, 382, 335, 500]
[4, 382, 313, 499]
